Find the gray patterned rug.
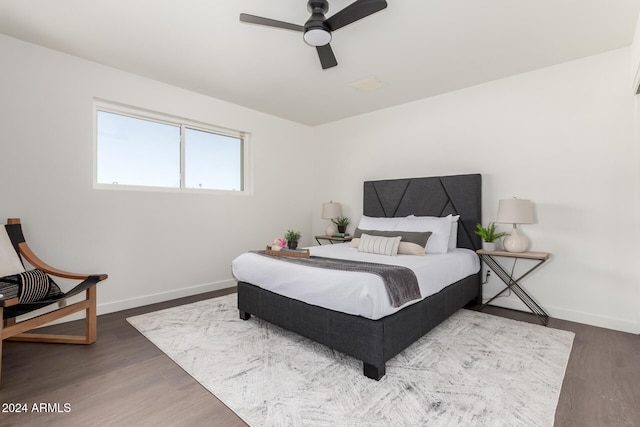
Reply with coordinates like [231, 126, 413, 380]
[127, 293, 574, 427]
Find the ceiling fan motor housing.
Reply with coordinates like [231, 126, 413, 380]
[307, 0, 329, 17]
[304, 0, 332, 46]
[306, 0, 330, 31]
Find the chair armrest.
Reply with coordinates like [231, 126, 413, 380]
[18, 242, 108, 281]
[2, 297, 20, 307]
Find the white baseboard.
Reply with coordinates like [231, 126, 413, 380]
[98, 278, 236, 316]
[484, 297, 640, 334]
[20, 278, 237, 327]
[23, 278, 640, 334]
[545, 305, 640, 334]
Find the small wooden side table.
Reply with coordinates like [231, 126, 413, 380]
[315, 235, 353, 245]
[476, 249, 550, 326]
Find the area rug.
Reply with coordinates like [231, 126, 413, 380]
[127, 294, 574, 427]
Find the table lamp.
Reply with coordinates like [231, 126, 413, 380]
[322, 202, 342, 236]
[496, 198, 534, 253]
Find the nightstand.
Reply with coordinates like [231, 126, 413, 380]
[476, 249, 550, 326]
[315, 235, 353, 245]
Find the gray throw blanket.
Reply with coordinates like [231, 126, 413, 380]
[254, 251, 421, 307]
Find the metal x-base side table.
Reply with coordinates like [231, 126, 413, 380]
[476, 249, 550, 326]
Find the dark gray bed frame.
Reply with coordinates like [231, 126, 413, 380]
[238, 174, 482, 380]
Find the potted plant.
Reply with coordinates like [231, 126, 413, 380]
[332, 216, 351, 234]
[284, 230, 302, 250]
[475, 222, 509, 251]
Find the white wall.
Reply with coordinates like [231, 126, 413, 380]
[0, 34, 317, 314]
[2, 34, 638, 334]
[631, 8, 640, 93]
[313, 48, 640, 333]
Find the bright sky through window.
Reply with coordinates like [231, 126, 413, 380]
[97, 111, 180, 187]
[95, 106, 245, 192]
[185, 128, 242, 191]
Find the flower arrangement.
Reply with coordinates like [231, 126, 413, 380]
[270, 231, 302, 251]
[271, 238, 288, 251]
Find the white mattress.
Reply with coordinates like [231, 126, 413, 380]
[232, 244, 480, 320]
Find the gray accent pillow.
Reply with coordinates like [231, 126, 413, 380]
[353, 228, 432, 247]
[352, 228, 432, 255]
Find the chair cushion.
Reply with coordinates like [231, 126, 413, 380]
[0, 269, 64, 303]
[0, 225, 25, 277]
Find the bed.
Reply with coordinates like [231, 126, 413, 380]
[233, 174, 482, 380]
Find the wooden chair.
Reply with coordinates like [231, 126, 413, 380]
[0, 218, 108, 385]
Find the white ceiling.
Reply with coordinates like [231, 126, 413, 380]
[1, 0, 639, 126]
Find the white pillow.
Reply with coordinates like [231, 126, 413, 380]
[408, 214, 460, 249]
[400, 214, 453, 254]
[357, 215, 405, 231]
[449, 215, 460, 249]
[357, 234, 402, 256]
[0, 226, 25, 277]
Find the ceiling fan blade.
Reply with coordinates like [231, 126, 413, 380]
[239, 13, 304, 32]
[325, 0, 387, 31]
[316, 44, 338, 69]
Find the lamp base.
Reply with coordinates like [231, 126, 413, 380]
[503, 226, 529, 253]
[326, 223, 338, 236]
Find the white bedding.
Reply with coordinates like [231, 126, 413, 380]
[231, 244, 480, 320]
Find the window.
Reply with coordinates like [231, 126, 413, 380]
[94, 101, 248, 193]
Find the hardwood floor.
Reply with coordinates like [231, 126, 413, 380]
[479, 306, 640, 427]
[1, 288, 638, 426]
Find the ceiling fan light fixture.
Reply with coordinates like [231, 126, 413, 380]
[304, 28, 332, 46]
[240, 0, 388, 69]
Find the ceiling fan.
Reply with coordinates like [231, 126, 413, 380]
[240, 0, 388, 70]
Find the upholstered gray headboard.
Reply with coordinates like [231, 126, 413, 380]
[363, 174, 482, 251]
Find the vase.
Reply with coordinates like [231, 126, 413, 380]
[482, 241, 496, 251]
[337, 225, 346, 234]
[288, 241, 298, 250]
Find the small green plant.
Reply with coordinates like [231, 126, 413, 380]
[475, 222, 509, 242]
[284, 229, 302, 242]
[331, 216, 351, 227]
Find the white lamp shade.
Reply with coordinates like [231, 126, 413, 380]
[322, 202, 342, 219]
[496, 199, 534, 224]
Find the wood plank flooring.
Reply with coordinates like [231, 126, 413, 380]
[1, 288, 638, 427]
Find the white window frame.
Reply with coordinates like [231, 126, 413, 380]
[93, 99, 251, 195]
